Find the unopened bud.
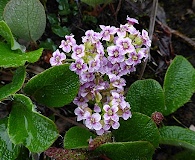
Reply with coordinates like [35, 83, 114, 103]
[151, 111, 164, 125]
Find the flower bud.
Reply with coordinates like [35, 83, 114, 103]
[151, 111, 164, 125]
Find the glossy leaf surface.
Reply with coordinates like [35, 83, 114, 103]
[126, 79, 165, 116]
[0, 66, 26, 101]
[23, 64, 80, 107]
[64, 126, 95, 149]
[96, 141, 155, 160]
[159, 126, 195, 151]
[0, 21, 25, 51]
[163, 56, 195, 115]
[113, 112, 160, 148]
[0, 118, 21, 160]
[0, 43, 43, 68]
[8, 94, 59, 153]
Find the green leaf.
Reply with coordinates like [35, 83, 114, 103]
[113, 112, 160, 148]
[0, 118, 21, 160]
[51, 25, 70, 37]
[23, 64, 80, 107]
[96, 141, 155, 160]
[8, 94, 59, 153]
[159, 126, 195, 151]
[0, 42, 43, 68]
[0, 0, 9, 20]
[0, 21, 25, 51]
[126, 79, 165, 116]
[0, 66, 26, 101]
[3, 0, 46, 42]
[64, 126, 95, 149]
[163, 56, 195, 115]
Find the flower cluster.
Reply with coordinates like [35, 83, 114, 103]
[50, 16, 151, 135]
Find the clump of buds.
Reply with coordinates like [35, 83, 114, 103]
[45, 147, 88, 160]
[151, 111, 164, 125]
[88, 132, 112, 150]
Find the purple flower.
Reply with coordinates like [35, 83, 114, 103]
[119, 62, 136, 76]
[117, 24, 129, 37]
[103, 104, 119, 121]
[74, 105, 88, 121]
[82, 30, 101, 43]
[85, 113, 102, 130]
[126, 51, 143, 66]
[50, 49, 66, 66]
[80, 72, 95, 83]
[111, 91, 127, 108]
[94, 104, 101, 113]
[73, 95, 88, 106]
[116, 37, 135, 54]
[79, 81, 95, 100]
[88, 58, 101, 73]
[110, 76, 126, 90]
[100, 25, 117, 41]
[126, 16, 139, 25]
[142, 29, 151, 47]
[70, 59, 88, 74]
[119, 102, 132, 120]
[107, 46, 125, 64]
[59, 35, 76, 52]
[104, 118, 120, 130]
[71, 44, 85, 60]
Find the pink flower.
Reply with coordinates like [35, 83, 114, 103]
[50, 49, 66, 66]
[80, 72, 95, 83]
[88, 58, 101, 73]
[104, 118, 120, 130]
[70, 59, 88, 74]
[126, 51, 144, 66]
[117, 24, 129, 37]
[103, 104, 119, 121]
[126, 16, 139, 25]
[107, 46, 125, 64]
[120, 102, 132, 120]
[100, 25, 117, 41]
[116, 37, 135, 54]
[142, 29, 151, 47]
[71, 44, 85, 60]
[85, 113, 102, 130]
[74, 104, 88, 121]
[59, 35, 76, 52]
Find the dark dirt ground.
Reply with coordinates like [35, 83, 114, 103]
[1, 0, 195, 159]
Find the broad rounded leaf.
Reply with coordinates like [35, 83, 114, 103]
[8, 94, 59, 153]
[3, 0, 46, 42]
[159, 126, 195, 151]
[0, 21, 25, 51]
[64, 126, 95, 149]
[96, 141, 155, 160]
[126, 79, 165, 116]
[0, 42, 43, 68]
[0, 66, 26, 101]
[0, 0, 9, 20]
[23, 64, 80, 107]
[163, 56, 195, 115]
[113, 112, 160, 148]
[0, 118, 20, 160]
